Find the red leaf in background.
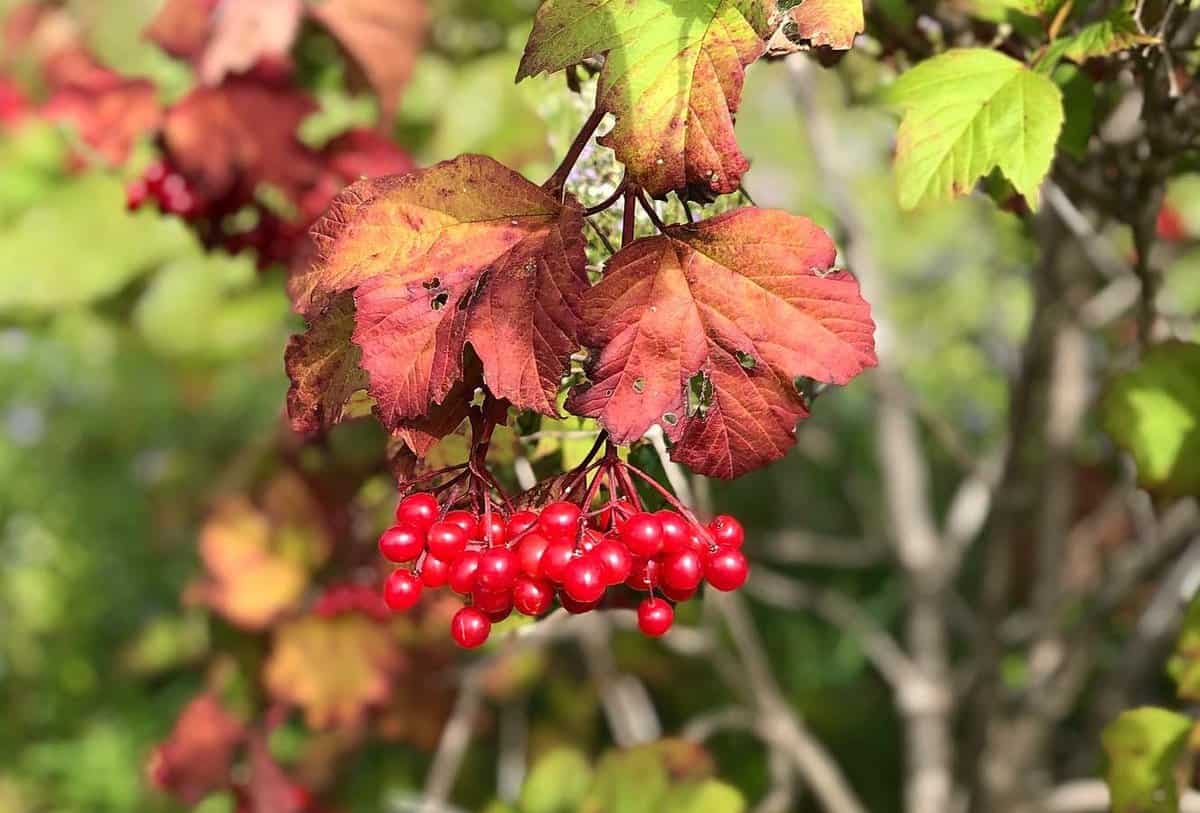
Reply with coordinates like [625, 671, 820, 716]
[289, 155, 587, 428]
[147, 693, 245, 804]
[1157, 204, 1188, 242]
[144, 0, 215, 63]
[237, 735, 310, 813]
[162, 77, 322, 201]
[43, 69, 162, 165]
[568, 208, 876, 478]
[308, 0, 429, 121]
[322, 128, 416, 183]
[146, 0, 300, 84]
[0, 77, 28, 126]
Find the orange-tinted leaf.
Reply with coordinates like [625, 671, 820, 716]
[308, 0, 428, 121]
[568, 208, 876, 478]
[264, 614, 403, 729]
[147, 693, 245, 804]
[163, 77, 322, 200]
[286, 292, 368, 435]
[147, 0, 302, 84]
[145, 0, 212, 63]
[188, 475, 330, 630]
[788, 0, 864, 50]
[290, 154, 587, 426]
[517, 0, 774, 198]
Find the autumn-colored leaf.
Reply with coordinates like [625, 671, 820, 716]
[147, 693, 245, 804]
[163, 77, 322, 201]
[787, 0, 864, 50]
[286, 292, 368, 435]
[187, 474, 330, 630]
[239, 735, 309, 813]
[289, 154, 587, 428]
[517, 0, 773, 198]
[568, 208, 876, 478]
[322, 128, 417, 182]
[308, 0, 429, 121]
[43, 70, 162, 164]
[144, 0, 212, 63]
[264, 613, 403, 729]
[146, 0, 302, 84]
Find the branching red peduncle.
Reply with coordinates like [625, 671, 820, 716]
[544, 104, 607, 199]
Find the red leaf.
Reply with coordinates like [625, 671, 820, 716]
[146, 0, 302, 84]
[147, 693, 245, 804]
[290, 154, 587, 427]
[285, 292, 368, 435]
[163, 77, 322, 201]
[308, 0, 429, 121]
[322, 127, 417, 183]
[43, 70, 162, 165]
[145, 0, 214, 63]
[568, 208, 876, 478]
[240, 735, 308, 813]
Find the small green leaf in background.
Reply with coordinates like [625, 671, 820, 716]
[1103, 707, 1192, 813]
[1169, 595, 1200, 699]
[519, 748, 593, 813]
[887, 48, 1064, 210]
[659, 780, 745, 813]
[1059, 7, 1157, 62]
[1103, 341, 1200, 496]
[1053, 64, 1095, 159]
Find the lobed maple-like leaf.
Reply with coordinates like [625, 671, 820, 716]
[308, 0, 429, 121]
[787, 0, 864, 50]
[568, 208, 876, 478]
[517, 0, 774, 198]
[147, 693, 245, 804]
[289, 154, 587, 428]
[163, 77, 322, 201]
[264, 614, 403, 729]
[43, 71, 162, 165]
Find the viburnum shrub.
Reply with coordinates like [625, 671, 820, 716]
[279, 1, 879, 647]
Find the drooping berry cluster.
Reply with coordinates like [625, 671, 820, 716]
[379, 491, 749, 649]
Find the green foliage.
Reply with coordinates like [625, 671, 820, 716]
[519, 748, 594, 813]
[1103, 708, 1192, 813]
[1103, 342, 1200, 497]
[887, 48, 1064, 209]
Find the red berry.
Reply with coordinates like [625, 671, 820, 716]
[396, 492, 439, 529]
[540, 538, 575, 582]
[593, 538, 633, 585]
[625, 557, 660, 591]
[580, 528, 604, 552]
[477, 547, 519, 591]
[660, 582, 697, 603]
[657, 510, 690, 554]
[620, 512, 663, 558]
[637, 597, 674, 637]
[507, 510, 540, 539]
[685, 532, 713, 561]
[513, 576, 553, 616]
[451, 607, 491, 648]
[378, 523, 424, 563]
[517, 532, 551, 578]
[126, 179, 148, 211]
[383, 569, 422, 612]
[563, 555, 606, 603]
[559, 592, 600, 614]
[444, 510, 478, 537]
[427, 521, 468, 560]
[472, 587, 513, 620]
[420, 554, 451, 588]
[448, 550, 481, 595]
[708, 515, 744, 549]
[477, 513, 507, 546]
[705, 547, 748, 591]
[539, 501, 582, 539]
[661, 550, 704, 593]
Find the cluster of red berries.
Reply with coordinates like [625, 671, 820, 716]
[379, 493, 749, 649]
[312, 583, 390, 622]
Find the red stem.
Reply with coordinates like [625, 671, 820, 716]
[622, 188, 637, 247]
[636, 189, 668, 232]
[585, 177, 627, 216]
[544, 105, 607, 198]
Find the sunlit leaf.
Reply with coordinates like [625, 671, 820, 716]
[788, 0, 864, 49]
[147, 694, 244, 805]
[1103, 707, 1192, 813]
[520, 748, 594, 813]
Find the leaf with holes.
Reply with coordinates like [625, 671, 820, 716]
[289, 154, 587, 427]
[887, 48, 1064, 210]
[517, 0, 774, 198]
[264, 614, 403, 729]
[568, 208, 876, 478]
[787, 0, 864, 49]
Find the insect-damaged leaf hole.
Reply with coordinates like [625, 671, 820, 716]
[430, 292, 450, 310]
[687, 372, 713, 418]
[633, 377, 646, 393]
[735, 351, 756, 371]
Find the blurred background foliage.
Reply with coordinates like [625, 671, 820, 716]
[3, 1, 1200, 812]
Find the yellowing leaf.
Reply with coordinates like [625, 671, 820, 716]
[888, 48, 1064, 209]
[1059, 8, 1157, 62]
[517, 0, 774, 198]
[788, 0, 864, 49]
[264, 614, 402, 729]
[1103, 708, 1192, 813]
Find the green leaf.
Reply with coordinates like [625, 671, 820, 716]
[887, 48, 1064, 210]
[517, 0, 773, 197]
[1053, 64, 1095, 159]
[1103, 341, 1200, 496]
[0, 174, 193, 312]
[519, 748, 593, 813]
[1058, 7, 1157, 62]
[660, 780, 745, 813]
[1103, 707, 1192, 813]
[1169, 595, 1200, 699]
